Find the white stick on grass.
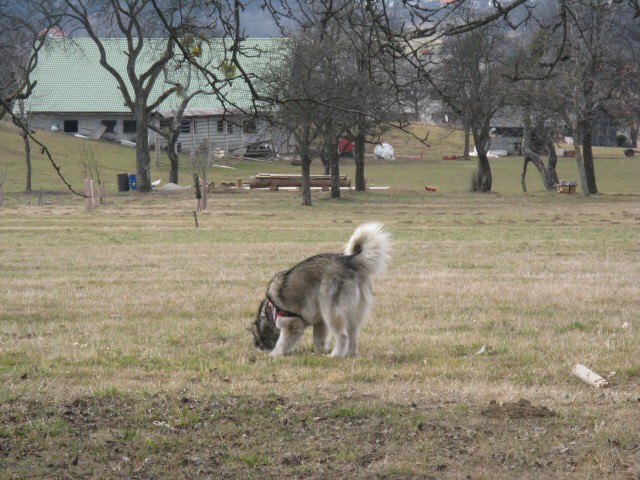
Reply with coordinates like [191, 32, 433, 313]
[572, 364, 609, 388]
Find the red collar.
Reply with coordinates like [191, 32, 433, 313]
[267, 299, 297, 320]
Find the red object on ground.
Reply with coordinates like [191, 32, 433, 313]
[338, 138, 353, 154]
[425, 186, 437, 192]
[442, 155, 458, 160]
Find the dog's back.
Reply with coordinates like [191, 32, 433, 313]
[256, 223, 391, 356]
[268, 223, 390, 323]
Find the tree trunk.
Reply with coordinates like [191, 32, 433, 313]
[546, 140, 559, 186]
[19, 101, 32, 193]
[330, 146, 340, 199]
[463, 123, 471, 159]
[320, 151, 330, 175]
[300, 150, 312, 206]
[134, 103, 152, 192]
[470, 130, 492, 192]
[521, 157, 529, 193]
[166, 147, 180, 184]
[630, 122, 638, 148]
[574, 144, 589, 197]
[22, 130, 32, 193]
[470, 154, 492, 192]
[354, 133, 366, 191]
[521, 150, 554, 192]
[581, 117, 598, 194]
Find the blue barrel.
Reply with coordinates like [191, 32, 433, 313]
[128, 174, 137, 191]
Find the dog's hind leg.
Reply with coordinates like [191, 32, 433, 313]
[345, 284, 373, 356]
[346, 324, 360, 357]
[328, 316, 350, 357]
[270, 316, 305, 356]
[312, 322, 329, 353]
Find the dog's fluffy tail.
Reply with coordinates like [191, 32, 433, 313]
[344, 222, 391, 276]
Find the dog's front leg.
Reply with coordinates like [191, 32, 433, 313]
[270, 316, 305, 356]
[330, 331, 349, 357]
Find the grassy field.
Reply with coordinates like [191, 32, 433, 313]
[1, 120, 639, 196]
[1, 120, 639, 478]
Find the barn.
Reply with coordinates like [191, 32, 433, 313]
[25, 37, 286, 155]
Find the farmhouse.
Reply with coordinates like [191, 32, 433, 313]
[25, 37, 286, 155]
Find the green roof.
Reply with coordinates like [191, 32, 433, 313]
[27, 37, 287, 114]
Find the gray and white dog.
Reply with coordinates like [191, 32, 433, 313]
[250, 222, 391, 357]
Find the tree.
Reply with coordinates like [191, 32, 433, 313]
[536, 0, 638, 195]
[150, 60, 218, 185]
[260, 31, 331, 206]
[261, 0, 402, 198]
[59, 0, 214, 192]
[430, 18, 516, 192]
[0, 2, 59, 192]
[340, 1, 398, 192]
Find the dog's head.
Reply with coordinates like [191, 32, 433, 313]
[248, 299, 280, 351]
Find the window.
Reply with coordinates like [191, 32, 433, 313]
[102, 120, 116, 133]
[123, 120, 137, 133]
[243, 118, 256, 134]
[217, 119, 234, 134]
[63, 120, 78, 133]
[180, 120, 196, 134]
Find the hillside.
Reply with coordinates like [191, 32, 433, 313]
[1, 120, 637, 196]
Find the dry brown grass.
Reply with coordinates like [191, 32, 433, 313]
[1, 188, 639, 478]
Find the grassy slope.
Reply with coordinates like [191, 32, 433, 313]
[1, 120, 638, 196]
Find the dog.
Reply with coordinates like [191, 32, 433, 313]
[249, 222, 391, 357]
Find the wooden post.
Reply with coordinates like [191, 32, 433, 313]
[90, 179, 96, 209]
[193, 173, 201, 211]
[201, 176, 208, 210]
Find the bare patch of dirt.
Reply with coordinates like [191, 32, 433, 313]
[2, 393, 639, 479]
[481, 398, 557, 419]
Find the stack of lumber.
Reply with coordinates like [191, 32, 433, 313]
[249, 173, 351, 189]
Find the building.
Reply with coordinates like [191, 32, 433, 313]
[25, 37, 286, 155]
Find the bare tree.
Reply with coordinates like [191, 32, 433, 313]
[340, 1, 398, 192]
[59, 0, 215, 192]
[79, 144, 105, 204]
[545, 0, 638, 195]
[0, 2, 59, 192]
[260, 30, 331, 206]
[191, 139, 215, 210]
[429, 17, 516, 192]
[150, 59, 219, 185]
[258, 0, 539, 194]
